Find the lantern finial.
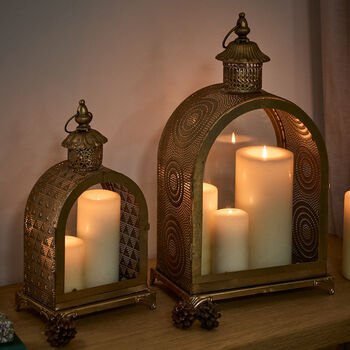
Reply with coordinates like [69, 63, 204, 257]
[74, 99, 93, 131]
[216, 12, 270, 93]
[62, 99, 108, 171]
[233, 12, 250, 43]
[216, 13, 270, 64]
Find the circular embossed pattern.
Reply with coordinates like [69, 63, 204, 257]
[295, 146, 319, 194]
[164, 159, 184, 207]
[173, 98, 218, 148]
[288, 116, 312, 140]
[293, 201, 318, 261]
[161, 215, 185, 279]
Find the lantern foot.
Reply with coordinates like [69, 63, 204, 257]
[45, 314, 77, 347]
[194, 298, 221, 330]
[172, 299, 196, 329]
[150, 268, 157, 286]
[135, 289, 157, 310]
[172, 297, 221, 330]
[314, 275, 335, 295]
[15, 290, 28, 312]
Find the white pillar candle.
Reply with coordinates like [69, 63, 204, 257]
[65, 236, 85, 293]
[77, 189, 121, 288]
[343, 191, 350, 279]
[202, 183, 218, 275]
[235, 145, 294, 269]
[213, 208, 249, 274]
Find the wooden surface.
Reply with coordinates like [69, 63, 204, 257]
[1, 235, 350, 350]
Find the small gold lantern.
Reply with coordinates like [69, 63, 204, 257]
[16, 100, 156, 346]
[151, 13, 334, 329]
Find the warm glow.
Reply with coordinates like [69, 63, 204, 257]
[231, 132, 236, 144]
[228, 209, 233, 214]
[262, 145, 267, 159]
[80, 189, 119, 201]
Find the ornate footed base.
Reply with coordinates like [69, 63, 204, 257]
[15, 289, 156, 346]
[151, 268, 334, 330]
[172, 297, 221, 330]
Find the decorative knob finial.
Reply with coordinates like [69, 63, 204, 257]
[62, 99, 108, 171]
[234, 13, 250, 41]
[75, 99, 93, 131]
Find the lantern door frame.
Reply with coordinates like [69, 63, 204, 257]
[55, 166, 149, 309]
[153, 86, 334, 303]
[191, 95, 329, 294]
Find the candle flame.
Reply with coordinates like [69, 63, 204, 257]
[231, 132, 236, 144]
[262, 145, 267, 159]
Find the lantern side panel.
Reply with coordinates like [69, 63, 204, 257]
[157, 84, 272, 292]
[102, 182, 140, 279]
[272, 109, 321, 262]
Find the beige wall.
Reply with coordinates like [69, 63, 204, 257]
[0, 0, 322, 285]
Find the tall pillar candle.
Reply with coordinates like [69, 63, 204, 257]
[77, 189, 121, 288]
[202, 183, 218, 275]
[64, 235, 85, 293]
[235, 146, 294, 269]
[213, 208, 249, 273]
[343, 191, 350, 279]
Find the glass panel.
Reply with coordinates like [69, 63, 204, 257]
[64, 184, 138, 293]
[202, 109, 296, 275]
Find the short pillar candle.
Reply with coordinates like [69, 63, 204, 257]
[77, 189, 121, 288]
[213, 208, 249, 274]
[235, 145, 294, 269]
[64, 235, 85, 293]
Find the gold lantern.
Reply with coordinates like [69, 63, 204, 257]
[16, 100, 156, 346]
[151, 13, 334, 329]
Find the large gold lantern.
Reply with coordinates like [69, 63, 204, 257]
[151, 13, 334, 329]
[16, 100, 156, 346]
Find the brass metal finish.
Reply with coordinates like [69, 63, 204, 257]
[216, 13, 270, 93]
[157, 87, 328, 294]
[23, 161, 149, 309]
[15, 288, 156, 343]
[15, 289, 156, 319]
[156, 13, 332, 328]
[151, 269, 335, 302]
[19, 100, 155, 346]
[223, 62, 263, 93]
[62, 100, 107, 172]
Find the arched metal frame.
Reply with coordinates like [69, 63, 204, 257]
[192, 94, 328, 294]
[22, 160, 150, 311]
[156, 84, 330, 296]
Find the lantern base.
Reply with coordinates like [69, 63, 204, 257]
[15, 288, 156, 346]
[151, 268, 334, 329]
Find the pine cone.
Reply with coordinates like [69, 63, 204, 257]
[172, 300, 196, 329]
[196, 300, 221, 330]
[45, 315, 77, 347]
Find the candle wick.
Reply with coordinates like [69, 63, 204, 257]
[262, 145, 267, 158]
[231, 132, 236, 144]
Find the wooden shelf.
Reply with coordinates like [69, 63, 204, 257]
[1, 235, 350, 349]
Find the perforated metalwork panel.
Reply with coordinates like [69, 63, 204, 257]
[273, 109, 320, 262]
[67, 145, 103, 172]
[102, 182, 140, 279]
[223, 63, 262, 93]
